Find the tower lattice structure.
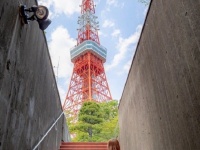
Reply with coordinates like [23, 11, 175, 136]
[63, 0, 112, 115]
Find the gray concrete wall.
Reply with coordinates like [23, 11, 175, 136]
[119, 0, 200, 150]
[0, 0, 69, 149]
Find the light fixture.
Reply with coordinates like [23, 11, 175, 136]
[19, 5, 51, 30]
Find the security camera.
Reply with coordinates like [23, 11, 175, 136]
[19, 5, 51, 30]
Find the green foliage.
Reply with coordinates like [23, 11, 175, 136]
[98, 100, 119, 141]
[79, 102, 103, 125]
[69, 102, 103, 141]
[67, 100, 119, 142]
[99, 100, 118, 121]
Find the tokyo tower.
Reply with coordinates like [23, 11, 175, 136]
[63, 0, 112, 115]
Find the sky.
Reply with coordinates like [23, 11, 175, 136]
[37, 0, 149, 105]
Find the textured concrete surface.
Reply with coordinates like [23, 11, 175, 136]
[0, 0, 69, 149]
[119, 0, 200, 150]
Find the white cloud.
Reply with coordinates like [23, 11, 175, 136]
[53, 0, 81, 16]
[106, 0, 124, 8]
[95, 0, 101, 5]
[49, 26, 76, 79]
[102, 20, 115, 28]
[106, 0, 117, 5]
[114, 59, 132, 76]
[98, 30, 108, 38]
[38, 0, 53, 8]
[123, 60, 132, 72]
[143, 7, 148, 16]
[106, 24, 142, 71]
[38, 0, 81, 16]
[98, 30, 103, 36]
[111, 29, 121, 37]
[58, 85, 67, 105]
[48, 26, 76, 105]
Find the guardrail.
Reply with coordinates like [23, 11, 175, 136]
[32, 112, 64, 150]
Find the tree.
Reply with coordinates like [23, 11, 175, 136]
[68, 100, 119, 142]
[99, 100, 118, 121]
[98, 100, 119, 140]
[70, 101, 103, 141]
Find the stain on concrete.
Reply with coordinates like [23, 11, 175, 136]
[29, 97, 35, 118]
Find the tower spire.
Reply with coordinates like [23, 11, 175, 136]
[63, 0, 112, 115]
[77, 0, 99, 45]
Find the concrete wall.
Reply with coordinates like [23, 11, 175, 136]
[119, 0, 200, 150]
[0, 0, 69, 149]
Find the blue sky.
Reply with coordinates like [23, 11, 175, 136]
[38, 0, 148, 104]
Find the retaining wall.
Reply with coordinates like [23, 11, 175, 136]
[0, 0, 70, 149]
[119, 0, 200, 150]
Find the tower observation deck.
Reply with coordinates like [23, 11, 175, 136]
[63, 0, 112, 115]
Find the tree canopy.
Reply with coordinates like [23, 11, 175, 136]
[67, 100, 119, 142]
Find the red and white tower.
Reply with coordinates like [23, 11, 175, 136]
[63, 0, 112, 115]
